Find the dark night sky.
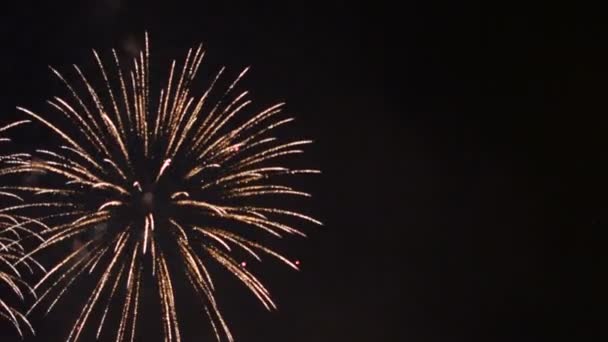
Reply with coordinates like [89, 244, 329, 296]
[0, 1, 605, 341]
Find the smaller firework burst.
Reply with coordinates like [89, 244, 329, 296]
[0, 121, 41, 337]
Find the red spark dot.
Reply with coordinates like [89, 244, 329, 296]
[294, 260, 300, 266]
[240, 261, 247, 267]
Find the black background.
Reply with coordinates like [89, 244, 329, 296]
[0, 1, 604, 341]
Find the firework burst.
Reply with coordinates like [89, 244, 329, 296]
[0, 121, 40, 337]
[3, 33, 320, 341]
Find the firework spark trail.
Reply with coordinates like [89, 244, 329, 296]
[13, 33, 321, 341]
[0, 122, 38, 337]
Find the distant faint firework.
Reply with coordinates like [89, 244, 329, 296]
[4, 33, 320, 341]
[0, 121, 38, 337]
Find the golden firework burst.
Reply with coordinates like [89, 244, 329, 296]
[4, 33, 320, 341]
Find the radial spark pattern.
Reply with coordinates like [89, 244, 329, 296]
[0, 121, 38, 337]
[6, 34, 320, 341]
